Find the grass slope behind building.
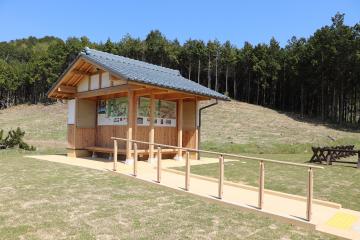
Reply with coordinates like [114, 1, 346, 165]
[201, 100, 360, 153]
[1, 100, 360, 154]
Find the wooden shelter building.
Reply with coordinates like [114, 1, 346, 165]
[48, 47, 228, 162]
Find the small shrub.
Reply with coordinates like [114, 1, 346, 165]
[0, 127, 36, 151]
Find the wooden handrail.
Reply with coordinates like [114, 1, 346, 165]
[112, 137, 320, 221]
[111, 137, 323, 169]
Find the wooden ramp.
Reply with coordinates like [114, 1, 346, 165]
[26, 155, 360, 240]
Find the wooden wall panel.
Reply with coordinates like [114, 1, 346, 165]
[155, 127, 177, 146]
[67, 124, 75, 148]
[96, 125, 127, 149]
[133, 126, 178, 149]
[75, 128, 96, 149]
[135, 126, 149, 149]
[96, 126, 114, 148]
[114, 126, 127, 149]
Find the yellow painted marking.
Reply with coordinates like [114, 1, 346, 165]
[326, 212, 358, 230]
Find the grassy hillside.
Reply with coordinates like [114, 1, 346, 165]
[201, 100, 360, 153]
[0, 103, 67, 150]
[1, 100, 360, 153]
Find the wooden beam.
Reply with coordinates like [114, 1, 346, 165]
[99, 71, 102, 88]
[74, 84, 143, 99]
[54, 91, 73, 96]
[156, 93, 195, 101]
[135, 88, 169, 97]
[58, 85, 76, 94]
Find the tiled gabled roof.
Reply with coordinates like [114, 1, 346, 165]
[81, 47, 229, 100]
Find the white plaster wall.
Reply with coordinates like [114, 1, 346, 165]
[90, 74, 99, 90]
[77, 76, 89, 92]
[67, 99, 75, 124]
[101, 72, 111, 88]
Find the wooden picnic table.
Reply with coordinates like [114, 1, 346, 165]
[310, 145, 360, 168]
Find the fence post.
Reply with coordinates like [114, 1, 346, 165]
[306, 167, 313, 221]
[218, 155, 224, 199]
[258, 160, 265, 209]
[113, 139, 118, 171]
[185, 151, 190, 191]
[357, 152, 360, 169]
[157, 147, 162, 183]
[133, 143, 138, 177]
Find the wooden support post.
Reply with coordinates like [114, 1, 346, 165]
[306, 167, 314, 221]
[218, 155, 224, 199]
[113, 140, 118, 171]
[133, 143, 138, 177]
[126, 90, 134, 162]
[357, 152, 360, 169]
[177, 99, 183, 160]
[195, 100, 199, 160]
[149, 94, 155, 162]
[185, 151, 190, 191]
[157, 147, 162, 183]
[258, 160, 265, 209]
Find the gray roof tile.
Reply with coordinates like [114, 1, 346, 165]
[81, 47, 229, 100]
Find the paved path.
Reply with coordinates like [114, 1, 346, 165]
[27, 155, 360, 239]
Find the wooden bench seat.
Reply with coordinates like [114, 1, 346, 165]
[85, 146, 177, 159]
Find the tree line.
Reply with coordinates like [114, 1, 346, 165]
[0, 13, 359, 126]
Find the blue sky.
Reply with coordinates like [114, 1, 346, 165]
[0, 0, 359, 47]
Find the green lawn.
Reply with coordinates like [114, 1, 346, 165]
[1, 102, 359, 239]
[174, 153, 360, 211]
[0, 149, 335, 240]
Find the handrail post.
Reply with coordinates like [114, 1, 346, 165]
[185, 151, 190, 191]
[306, 167, 313, 221]
[258, 160, 265, 209]
[113, 139, 118, 171]
[218, 155, 224, 199]
[157, 147, 162, 183]
[133, 143, 138, 177]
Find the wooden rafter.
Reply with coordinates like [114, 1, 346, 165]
[68, 62, 93, 86]
[72, 69, 91, 75]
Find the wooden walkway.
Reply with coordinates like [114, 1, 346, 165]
[27, 155, 360, 240]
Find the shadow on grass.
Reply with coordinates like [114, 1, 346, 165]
[273, 108, 360, 133]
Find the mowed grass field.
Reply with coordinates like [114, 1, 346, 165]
[1, 100, 359, 239]
[0, 150, 334, 239]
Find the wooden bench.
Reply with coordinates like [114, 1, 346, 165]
[85, 146, 177, 160]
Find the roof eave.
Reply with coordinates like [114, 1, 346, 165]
[46, 53, 83, 98]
